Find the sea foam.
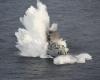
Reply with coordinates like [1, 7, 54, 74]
[53, 53, 92, 65]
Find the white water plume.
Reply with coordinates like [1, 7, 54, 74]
[15, 0, 50, 58]
[15, 0, 92, 64]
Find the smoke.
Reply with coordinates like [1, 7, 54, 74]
[15, 0, 92, 65]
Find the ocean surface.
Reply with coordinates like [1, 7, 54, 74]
[0, 0, 100, 80]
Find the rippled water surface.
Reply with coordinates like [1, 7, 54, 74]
[0, 0, 100, 80]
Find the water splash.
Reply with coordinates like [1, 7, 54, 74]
[15, 0, 50, 58]
[53, 53, 92, 65]
[15, 0, 92, 64]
